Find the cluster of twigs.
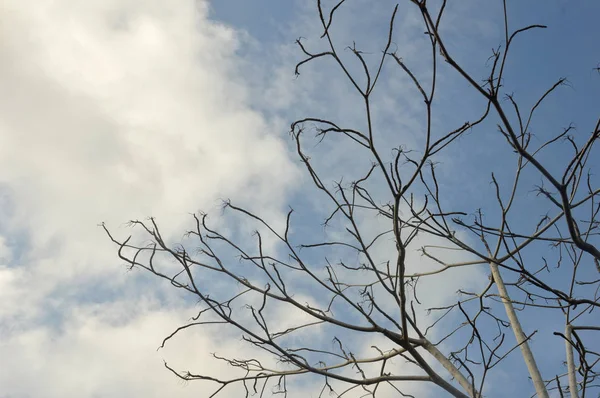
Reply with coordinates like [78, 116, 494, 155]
[105, 1, 599, 396]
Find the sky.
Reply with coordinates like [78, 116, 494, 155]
[0, 0, 598, 397]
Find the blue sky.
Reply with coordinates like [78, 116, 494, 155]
[0, 1, 598, 397]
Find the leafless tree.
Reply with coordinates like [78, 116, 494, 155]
[105, 1, 600, 397]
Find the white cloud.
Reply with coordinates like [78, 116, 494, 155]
[0, 300, 246, 397]
[0, 0, 297, 291]
[0, 0, 299, 396]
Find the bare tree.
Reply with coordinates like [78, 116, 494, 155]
[105, 1, 600, 397]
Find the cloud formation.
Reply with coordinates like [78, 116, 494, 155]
[0, 0, 298, 396]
